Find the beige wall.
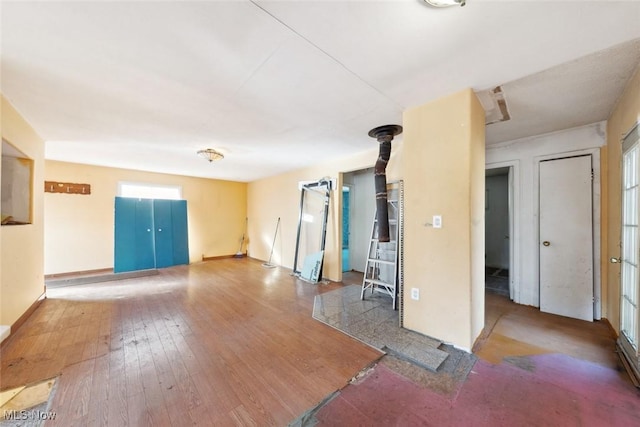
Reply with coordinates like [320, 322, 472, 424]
[469, 92, 486, 342]
[1, 95, 45, 326]
[249, 88, 485, 351]
[605, 64, 640, 332]
[402, 89, 485, 350]
[247, 142, 403, 282]
[486, 123, 605, 309]
[44, 161, 247, 275]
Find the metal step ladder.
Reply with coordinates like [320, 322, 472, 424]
[361, 197, 399, 310]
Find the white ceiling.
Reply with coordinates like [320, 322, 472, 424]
[2, 1, 639, 182]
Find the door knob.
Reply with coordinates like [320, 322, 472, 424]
[610, 257, 622, 263]
[542, 241, 550, 246]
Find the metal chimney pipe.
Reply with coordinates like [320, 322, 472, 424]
[369, 124, 403, 243]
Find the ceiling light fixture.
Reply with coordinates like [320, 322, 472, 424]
[424, 0, 466, 7]
[197, 148, 224, 162]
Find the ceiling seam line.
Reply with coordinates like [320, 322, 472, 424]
[248, 0, 404, 110]
[235, 43, 285, 94]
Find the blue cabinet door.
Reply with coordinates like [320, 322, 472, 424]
[135, 199, 156, 270]
[115, 198, 189, 272]
[153, 199, 174, 268]
[171, 200, 189, 266]
[114, 197, 155, 273]
[114, 197, 136, 273]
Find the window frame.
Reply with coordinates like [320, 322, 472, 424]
[117, 181, 183, 200]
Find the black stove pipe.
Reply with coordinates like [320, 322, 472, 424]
[369, 124, 403, 243]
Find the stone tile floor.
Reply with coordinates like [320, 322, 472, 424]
[312, 285, 449, 371]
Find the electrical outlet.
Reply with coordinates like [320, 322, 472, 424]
[433, 215, 442, 228]
[411, 288, 420, 300]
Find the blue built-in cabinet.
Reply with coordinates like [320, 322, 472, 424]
[114, 197, 189, 273]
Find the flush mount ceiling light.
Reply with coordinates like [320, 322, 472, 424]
[197, 148, 224, 162]
[424, 0, 466, 7]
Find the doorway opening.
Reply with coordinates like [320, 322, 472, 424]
[485, 166, 511, 298]
[342, 168, 375, 273]
[342, 186, 351, 272]
[477, 153, 610, 368]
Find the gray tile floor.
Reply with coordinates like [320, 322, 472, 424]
[485, 267, 509, 297]
[312, 285, 449, 371]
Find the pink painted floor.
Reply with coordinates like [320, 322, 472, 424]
[313, 354, 640, 426]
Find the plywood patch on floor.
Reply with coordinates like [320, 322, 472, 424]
[0, 377, 57, 423]
[0, 388, 25, 409]
[476, 293, 620, 368]
[475, 332, 550, 365]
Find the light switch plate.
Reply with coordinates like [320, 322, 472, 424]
[411, 288, 420, 300]
[433, 215, 442, 228]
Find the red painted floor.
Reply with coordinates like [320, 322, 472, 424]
[314, 354, 640, 426]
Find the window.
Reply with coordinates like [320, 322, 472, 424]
[117, 182, 182, 200]
[1, 139, 34, 225]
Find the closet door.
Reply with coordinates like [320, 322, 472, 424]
[153, 199, 175, 268]
[115, 198, 189, 272]
[152, 199, 189, 268]
[114, 197, 155, 273]
[170, 200, 189, 266]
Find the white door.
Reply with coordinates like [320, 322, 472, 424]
[539, 155, 593, 321]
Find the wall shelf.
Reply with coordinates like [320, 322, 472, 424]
[45, 181, 91, 195]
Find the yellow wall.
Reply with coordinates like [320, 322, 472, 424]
[248, 88, 485, 351]
[44, 161, 247, 275]
[247, 142, 403, 282]
[605, 64, 640, 332]
[402, 89, 485, 350]
[1, 95, 45, 326]
[469, 92, 487, 342]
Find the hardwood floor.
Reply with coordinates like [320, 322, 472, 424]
[1, 259, 382, 426]
[474, 291, 622, 372]
[3, 264, 629, 425]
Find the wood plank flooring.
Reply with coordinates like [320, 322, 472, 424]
[1, 259, 382, 426]
[474, 291, 622, 371]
